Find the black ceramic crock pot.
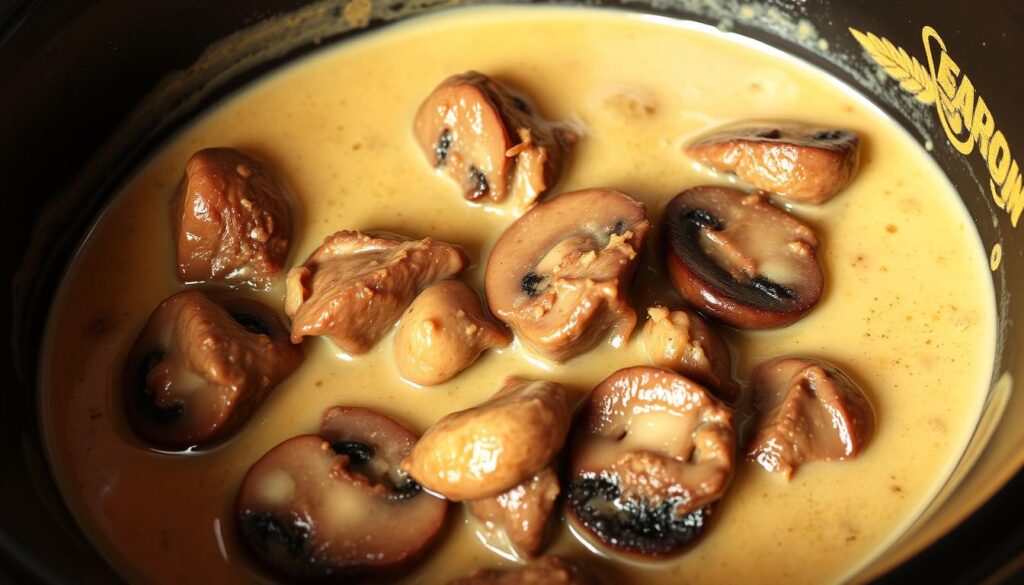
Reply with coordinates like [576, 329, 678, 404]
[2, 1, 1022, 583]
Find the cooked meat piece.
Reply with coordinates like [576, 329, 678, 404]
[236, 407, 447, 580]
[449, 556, 594, 585]
[285, 231, 467, 355]
[401, 378, 570, 501]
[414, 71, 576, 210]
[485, 188, 651, 362]
[642, 306, 738, 402]
[567, 367, 734, 558]
[686, 124, 860, 204]
[171, 147, 292, 289]
[467, 466, 560, 558]
[395, 280, 512, 386]
[747, 357, 875, 478]
[123, 290, 303, 449]
[663, 186, 823, 329]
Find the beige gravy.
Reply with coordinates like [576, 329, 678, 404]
[40, 7, 996, 584]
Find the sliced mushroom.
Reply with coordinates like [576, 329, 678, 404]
[467, 465, 560, 558]
[747, 357, 875, 479]
[485, 189, 651, 362]
[686, 124, 860, 204]
[449, 556, 594, 585]
[171, 147, 292, 289]
[663, 186, 823, 329]
[567, 366, 734, 557]
[395, 280, 512, 386]
[414, 71, 575, 210]
[285, 231, 468, 355]
[401, 378, 571, 501]
[642, 306, 738, 402]
[236, 406, 447, 580]
[123, 290, 303, 450]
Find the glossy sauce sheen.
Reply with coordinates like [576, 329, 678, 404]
[40, 8, 996, 584]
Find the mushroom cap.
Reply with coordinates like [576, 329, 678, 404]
[415, 72, 514, 201]
[663, 186, 823, 329]
[747, 357, 875, 478]
[485, 188, 651, 362]
[285, 231, 468, 354]
[567, 366, 735, 557]
[171, 147, 292, 289]
[413, 71, 573, 209]
[236, 407, 447, 580]
[394, 280, 512, 386]
[686, 123, 860, 204]
[401, 377, 571, 501]
[123, 290, 303, 450]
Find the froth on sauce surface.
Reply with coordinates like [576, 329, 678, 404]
[40, 7, 995, 584]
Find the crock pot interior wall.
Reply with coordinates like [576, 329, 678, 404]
[2, 1, 1022, 583]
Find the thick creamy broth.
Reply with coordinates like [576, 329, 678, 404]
[40, 7, 996, 584]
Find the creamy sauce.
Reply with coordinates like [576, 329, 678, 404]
[40, 7, 996, 584]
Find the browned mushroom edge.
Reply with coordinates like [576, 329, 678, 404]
[285, 230, 468, 355]
[236, 406, 447, 580]
[663, 185, 823, 329]
[171, 147, 293, 289]
[566, 366, 735, 558]
[448, 556, 595, 585]
[642, 306, 739, 402]
[686, 123, 860, 205]
[122, 290, 303, 450]
[394, 279, 512, 386]
[401, 377, 571, 501]
[413, 71, 576, 209]
[747, 357, 875, 479]
[485, 188, 651, 362]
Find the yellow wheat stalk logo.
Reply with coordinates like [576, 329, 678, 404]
[850, 28, 937, 105]
[850, 26, 1023, 238]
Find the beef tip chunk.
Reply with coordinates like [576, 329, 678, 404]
[123, 290, 303, 450]
[663, 186, 823, 329]
[642, 306, 738, 402]
[686, 124, 860, 204]
[171, 147, 293, 288]
[449, 557, 594, 585]
[567, 367, 734, 558]
[485, 188, 651, 362]
[467, 466, 560, 558]
[285, 231, 467, 355]
[236, 407, 447, 580]
[401, 378, 570, 501]
[747, 357, 875, 479]
[394, 280, 512, 386]
[414, 71, 576, 211]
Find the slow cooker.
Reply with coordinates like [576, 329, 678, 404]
[2, 0, 1022, 582]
